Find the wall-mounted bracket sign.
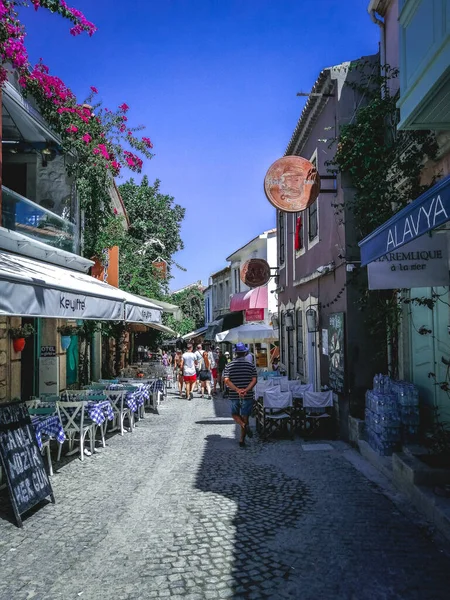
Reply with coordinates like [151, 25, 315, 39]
[152, 259, 168, 280]
[264, 155, 320, 213]
[240, 258, 271, 288]
[368, 233, 449, 290]
[0, 400, 55, 527]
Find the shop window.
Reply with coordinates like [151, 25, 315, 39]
[296, 309, 304, 376]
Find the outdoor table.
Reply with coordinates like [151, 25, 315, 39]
[31, 414, 66, 451]
[61, 394, 114, 426]
[86, 400, 114, 423]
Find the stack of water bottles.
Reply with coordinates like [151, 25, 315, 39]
[365, 375, 420, 455]
[390, 379, 420, 443]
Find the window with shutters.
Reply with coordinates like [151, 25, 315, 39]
[308, 200, 318, 241]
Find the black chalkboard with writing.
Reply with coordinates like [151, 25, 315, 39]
[0, 400, 54, 527]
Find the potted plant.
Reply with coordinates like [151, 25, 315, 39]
[9, 324, 35, 353]
[57, 324, 79, 351]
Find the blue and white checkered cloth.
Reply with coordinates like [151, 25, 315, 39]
[31, 415, 66, 450]
[87, 400, 114, 423]
[149, 380, 164, 394]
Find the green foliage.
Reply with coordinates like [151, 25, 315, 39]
[167, 286, 205, 331]
[57, 324, 79, 336]
[9, 324, 35, 339]
[330, 65, 438, 240]
[118, 177, 185, 298]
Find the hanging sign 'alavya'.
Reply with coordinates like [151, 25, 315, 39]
[240, 258, 271, 288]
[264, 156, 320, 213]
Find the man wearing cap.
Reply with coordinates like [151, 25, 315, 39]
[223, 343, 257, 447]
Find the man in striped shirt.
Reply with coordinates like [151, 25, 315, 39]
[223, 343, 257, 447]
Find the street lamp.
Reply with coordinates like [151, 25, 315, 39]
[306, 308, 318, 333]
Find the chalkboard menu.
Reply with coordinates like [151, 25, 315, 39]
[0, 400, 54, 527]
[328, 312, 345, 393]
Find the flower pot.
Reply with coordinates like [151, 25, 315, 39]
[61, 335, 72, 351]
[13, 338, 26, 353]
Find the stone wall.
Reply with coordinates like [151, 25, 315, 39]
[0, 315, 22, 402]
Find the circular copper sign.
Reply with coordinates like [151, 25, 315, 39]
[240, 259, 271, 288]
[264, 155, 320, 213]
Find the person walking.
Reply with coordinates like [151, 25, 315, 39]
[193, 343, 203, 394]
[223, 343, 257, 447]
[198, 350, 212, 399]
[211, 347, 219, 395]
[181, 343, 198, 400]
[220, 351, 231, 397]
[174, 349, 184, 397]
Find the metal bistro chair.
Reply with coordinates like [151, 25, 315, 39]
[257, 388, 294, 440]
[302, 391, 334, 438]
[56, 401, 95, 461]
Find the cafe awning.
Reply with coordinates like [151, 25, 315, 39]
[359, 174, 450, 265]
[181, 326, 208, 340]
[0, 250, 162, 322]
[229, 286, 268, 312]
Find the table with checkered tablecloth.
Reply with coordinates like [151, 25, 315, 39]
[31, 415, 66, 450]
[61, 395, 114, 425]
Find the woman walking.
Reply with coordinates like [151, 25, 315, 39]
[198, 350, 212, 399]
[174, 349, 184, 397]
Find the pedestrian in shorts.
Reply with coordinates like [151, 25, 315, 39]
[223, 343, 257, 447]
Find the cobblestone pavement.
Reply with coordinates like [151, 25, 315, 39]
[1, 391, 450, 600]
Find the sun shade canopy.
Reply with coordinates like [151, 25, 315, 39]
[229, 286, 268, 312]
[0, 250, 162, 323]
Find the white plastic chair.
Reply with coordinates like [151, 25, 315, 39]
[56, 401, 94, 461]
[257, 389, 294, 440]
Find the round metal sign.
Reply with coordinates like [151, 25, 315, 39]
[240, 258, 271, 288]
[264, 155, 320, 213]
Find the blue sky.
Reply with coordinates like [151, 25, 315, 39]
[22, 0, 379, 291]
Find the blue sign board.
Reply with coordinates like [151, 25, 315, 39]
[359, 174, 450, 265]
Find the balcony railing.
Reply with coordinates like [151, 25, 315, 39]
[1, 186, 76, 253]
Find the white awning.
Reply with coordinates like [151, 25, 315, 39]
[0, 250, 163, 323]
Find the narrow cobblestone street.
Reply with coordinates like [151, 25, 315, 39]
[2, 392, 450, 600]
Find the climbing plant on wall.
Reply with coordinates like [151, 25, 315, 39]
[329, 64, 438, 375]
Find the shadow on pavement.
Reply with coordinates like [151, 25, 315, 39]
[194, 396, 314, 598]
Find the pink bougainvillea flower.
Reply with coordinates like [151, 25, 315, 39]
[90, 86, 98, 94]
[66, 125, 78, 133]
[142, 137, 153, 149]
[113, 208, 118, 215]
[119, 124, 126, 133]
[119, 103, 129, 112]
[32, 0, 40, 10]
[82, 133, 92, 144]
